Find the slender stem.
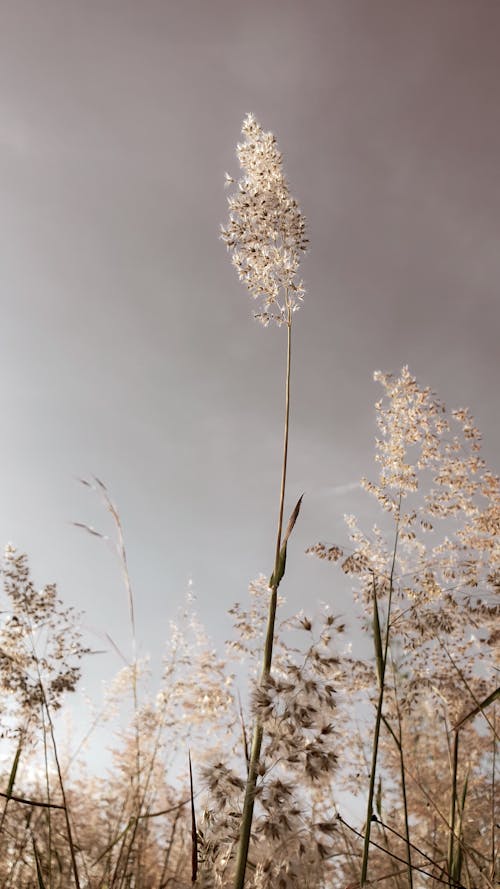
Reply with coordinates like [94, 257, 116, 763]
[103, 487, 143, 889]
[376, 818, 404, 889]
[158, 806, 181, 888]
[233, 305, 293, 889]
[24, 608, 82, 889]
[491, 709, 497, 882]
[43, 695, 82, 889]
[391, 661, 413, 889]
[440, 640, 500, 740]
[0, 730, 25, 844]
[339, 815, 467, 889]
[371, 815, 444, 874]
[360, 498, 401, 886]
[273, 308, 293, 575]
[360, 655, 386, 886]
[447, 731, 459, 886]
[40, 702, 53, 888]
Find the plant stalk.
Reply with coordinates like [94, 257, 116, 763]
[233, 306, 292, 889]
[360, 501, 400, 886]
[447, 731, 459, 886]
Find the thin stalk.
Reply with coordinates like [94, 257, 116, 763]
[371, 816, 444, 874]
[397, 721, 413, 889]
[440, 639, 500, 740]
[447, 731, 459, 886]
[25, 613, 81, 889]
[5, 810, 32, 889]
[158, 806, 181, 888]
[98, 484, 142, 889]
[391, 661, 413, 889]
[115, 685, 178, 887]
[110, 819, 134, 888]
[452, 764, 469, 886]
[360, 498, 401, 886]
[339, 814, 467, 889]
[233, 304, 293, 889]
[374, 818, 404, 889]
[189, 751, 198, 883]
[43, 697, 81, 889]
[332, 801, 360, 885]
[32, 834, 48, 889]
[0, 732, 24, 846]
[0, 791, 64, 810]
[40, 702, 53, 888]
[491, 708, 497, 883]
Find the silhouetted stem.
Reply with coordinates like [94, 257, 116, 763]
[44, 697, 82, 889]
[447, 731, 459, 885]
[360, 500, 400, 886]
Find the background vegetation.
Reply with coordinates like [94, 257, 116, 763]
[0, 117, 497, 889]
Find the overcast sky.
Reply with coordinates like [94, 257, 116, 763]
[1, 0, 499, 733]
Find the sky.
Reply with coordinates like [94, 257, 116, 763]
[0, 0, 499, 751]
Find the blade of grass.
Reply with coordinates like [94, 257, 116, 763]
[5, 741, 22, 799]
[373, 590, 384, 691]
[454, 686, 500, 732]
[451, 765, 470, 886]
[189, 751, 198, 883]
[0, 738, 23, 834]
[269, 494, 303, 588]
[32, 836, 47, 889]
[447, 731, 459, 886]
[237, 692, 250, 774]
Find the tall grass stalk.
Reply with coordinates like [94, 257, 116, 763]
[39, 703, 53, 888]
[447, 730, 460, 886]
[360, 503, 400, 886]
[221, 113, 307, 889]
[490, 709, 497, 883]
[32, 834, 47, 889]
[43, 694, 82, 889]
[387, 661, 413, 889]
[0, 736, 23, 838]
[158, 805, 182, 887]
[87, 479, 144, 888]
[233, 305, 293, 889]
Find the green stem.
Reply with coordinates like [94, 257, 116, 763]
[233, 306, 292, 889]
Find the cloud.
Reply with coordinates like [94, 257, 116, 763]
[306, 482, 361, 501]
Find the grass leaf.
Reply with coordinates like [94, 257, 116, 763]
[32, 836, 47, 889]
[189, 751, 198, 883]
[269, 495, 303, 588]
[5, 740, 22, 799]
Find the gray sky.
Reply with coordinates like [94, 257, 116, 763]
[1, 0, 499, 723]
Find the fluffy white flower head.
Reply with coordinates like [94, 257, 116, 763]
[221, 114, 307, 326]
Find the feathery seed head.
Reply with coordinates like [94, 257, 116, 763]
[221, 114, 307, 326]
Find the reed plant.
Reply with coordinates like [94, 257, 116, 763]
[220, 113, 308, 889]
[0, 119, 496, 889]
